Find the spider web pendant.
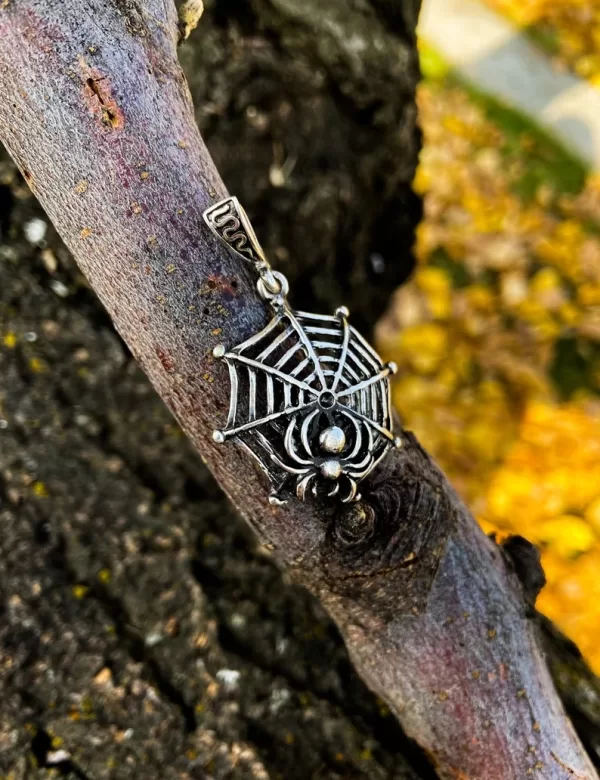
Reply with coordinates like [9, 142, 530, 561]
[213, 305, 399, 504]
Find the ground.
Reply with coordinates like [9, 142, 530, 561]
[2, 1, 600, 777]
[0, 2, 433, 777]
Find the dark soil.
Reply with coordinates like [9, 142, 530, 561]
[0, 165, 428, 780]
[0, 1, 431, 777]
[3, 1, 599, 777]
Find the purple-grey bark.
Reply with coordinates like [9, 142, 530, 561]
[0, 1, 596, 777]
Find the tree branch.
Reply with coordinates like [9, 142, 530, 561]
[0, 2, 596, 777]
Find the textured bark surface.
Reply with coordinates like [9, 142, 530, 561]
[0, 156, 429, 780]
[178, 0, 422, 337]
[0, 1, 599, 779]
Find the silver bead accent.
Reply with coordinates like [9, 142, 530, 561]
[319, 426, 346, 454]
[320, 459, 343, 480]
[204, 197, 399, 503]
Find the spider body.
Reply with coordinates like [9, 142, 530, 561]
[212, 305, 400, 504]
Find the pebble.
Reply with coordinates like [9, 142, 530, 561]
[50, 280, 69, 298]
[24, 218, 47, 244]
[216, 668, 241, 690]
[47, 749, 71, 764]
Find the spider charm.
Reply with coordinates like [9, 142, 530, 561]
[204, 196, 401, 504]
[211, 306, 400, 504]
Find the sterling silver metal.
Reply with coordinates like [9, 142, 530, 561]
[203, 196, 401, 504]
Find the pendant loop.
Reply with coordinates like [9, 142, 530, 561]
[204, 196, 400, 503]
[257, 270, 289, 305]
[204, 196, 290, 310]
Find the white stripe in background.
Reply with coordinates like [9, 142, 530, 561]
[419, 0, 600, 170]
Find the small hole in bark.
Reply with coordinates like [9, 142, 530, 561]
[335, 502, 375, 548]
[86, 77, 121, 129]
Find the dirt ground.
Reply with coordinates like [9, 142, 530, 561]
[0, 2, 437, 777]
[3, 2, 600, 777]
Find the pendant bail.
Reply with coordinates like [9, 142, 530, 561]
[257, 270, 289, 306]
[203, 196, 289, 310]
[204, 196, 400, 504]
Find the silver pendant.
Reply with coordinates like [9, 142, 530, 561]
[204, 197, 400, 504]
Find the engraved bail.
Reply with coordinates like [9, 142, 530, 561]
[203, 197, 287, 305]
[203, 196, 267, 265]
[205, 195, 399, 504]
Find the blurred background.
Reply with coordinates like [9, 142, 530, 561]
[1, 0, 600, 776]
[379, 0, 600, 672]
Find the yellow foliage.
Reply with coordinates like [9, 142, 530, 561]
[2, 332, 17, 349]
[378, 73, 600, 670]
[397, 324, 448, 375]
[415, 267, 453, 319]
[32, 481, 49, 498]
[485, 0, 600, 86]
[72, 585, 89, 600]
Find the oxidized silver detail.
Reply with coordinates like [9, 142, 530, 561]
[319, 426, 346, 454]
[203, 196, 267, 267]
[203, 197, 400, 504]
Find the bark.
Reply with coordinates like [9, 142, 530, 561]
[178, 0, 422, 338]
[0, 154, 430, 780]
[0, 1, 597, 779]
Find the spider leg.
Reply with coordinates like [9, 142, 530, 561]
[285, 416, 314, 466]
[296, 473, 317, 501]
[327, 482, 340, 498]
[340, 478, 358, 504]
[300, 408, 320, 458]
